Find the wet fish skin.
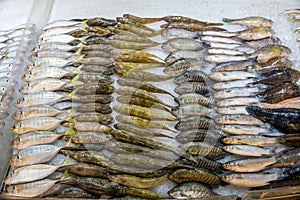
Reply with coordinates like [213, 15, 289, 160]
[174, 103, 214, 117]
[70, 131, 113, 144]
[162, 37, 205, 52]
[209, 71, 257, 81]
[180, 142, 223, 159]
[13, 106, 66, 121]
[74, 112, 114, 124]
[178, 94, 215, 106]
[165, 50, 206, 63]
[175, 128, 221, 144]
[222, 135, 282, 147]
[174, 82, 211, 95]
[164, 58, 197, 76]
[246, 106, 300, 133]
[222, 16, 273, 27]
[162, 22, 226, 32]
[169, 168, 221, 185]
[251, 45, 291, 63]
[168, 182, 216, 199]
[271, 148, 300, 168]
[73, 103, 112, 114]
[220, 124, 272, 135]
[214, 87, 260, 99]
[223, 144, 280, 157]
[161, 28, 199, 39]
[223, 156, 277, 172]
[123, 14, 163, 24]
[108, 174, 168, 189]
[175, 116, 212, 130]
[174, 70, 210, 84]
[253, 68, 300, 85]
[215, 114, 264, 125]
[260, 97, 300, 109]
[212, 59, 257, 72]
[235, 27, 275, 40]
[67, 163, 108, 178]
[74, 122, 112, 132]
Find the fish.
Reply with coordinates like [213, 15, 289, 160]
[165, 50, 206, 63]
[260, 97, 300, 109]
[174, 82, 211, 95]
[3, 171, 71, 198]
[258, 82, 300, 103]
[180, 142, 223, 159]
[72, 83, 114, 95]
[113, 34, 159, 45]
[178, 156, 222, 171]
[214, 114, 264, 125]
[38, 34, 88, 44]
[207, 48, 244, 56]
[173, 70, 210, 84]
[163, 16, 223, 26]
[73, 102, 112, 114]
[117, 77, 176, 98]
[216, 97, 259, 107]
[223, 145, 286, 157]
[214, 87, 260, 99]
[222, 135, 283, 146]
[72, 94, 113, 104]
[162, 22, 226, 32]
[223, 156, 277, 172]
[221, 171, 282, 188]
[14, 91, 74, 108]
[169, 168, 221, 185]
[12, 116, 73, 134]
[108, 174, 168, 189]
[52, 185, 97, 199]
[246, 106, 300, 133]
[67, 163, 108, 178]
[162, 37, 206, 52]
[200, 35, 242, 44]
[120, 70, 173, 82]
[74, 112, 113, 124]
[161, 28, 199, 39]
[113, 104, 178, 121]
[212, 59, 257, 72]
[68, 131, 112, 144]
[112, 49, 163, 63]
[235, 27, 275, 40]
[178, 93, 215, 106]
[29, 49, 81, 61]
[220, 124, 277, 135]
[252, 68, 300, 85]
[115, 62, 164, 73]
[79, 64, 113, 74]
[209, 71, 257, 81]
[9, 142, 74, 167]
[168, 182, 216, 199]
[175, 128, 221, 144]
[116, 86, 174, 107]
[173, 104, 214, 117]
[5, 158, 74, 184]
[123, 14, 163, 24]
[74, 122, 112, 133]
[114, 123, 175, 138]
[271, 148, 300, 168]
[123, 187, 168, 199]
[245, 37, 282, 50]
[217, 106, 248, 115]
[175, 116, 212, 130]
[250, 45, 291, 63]
[205, 55, 248, 64]
[117, 19, 162, 37]
[222, 16, 273, 27]
[60, 150, 112, 167]
[164, 58, 197, 76]
[11, 129, 75, 150]
[110, 39, 159, 50]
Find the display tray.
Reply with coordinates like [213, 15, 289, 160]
[0, 0, 300, 199]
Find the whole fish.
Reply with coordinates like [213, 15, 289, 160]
[246, 106, 300, 133]
[74, 112, 113, 124]
[5, 158, 73, 184]
[175, 116, 212, 130]
[214, 114, 264, 125]
[29, 49, 81, 61]
[245, 37, 282, 50]
[108, 174, 168, 189]
[208, 48, 244, 56]
[162, 22, 225, 32]
[110, 39, 159, 50]
[169, 168, 220, 185]
[222, 16, 273, 27]
[12, 116, 73, 134]
[67, 163, 108, 178]
[123, 14, 162, 24]
[165, 50, 206, 63]
[163, 16, 223, 26]
[258, 82, 300, 103]
[117, 19, 162, 37]
[216, 97, 259, 107]
[72, 73, 114, 84]
[214, 87, 260, 99]
[235, 27, 275, 40]
[112, 50, 163, 64]
[168, 182, 216, 199]
[223, 145, 286, 157]
[222, 135, 283, 146]
[3, 171, 70, 198]
[212, 59, 258, 72]
[223, 156, 277, 172]
[38, 34, 88, 44]
[114, 104, 177, 121]
[162, 37, 205, 52]
[252, 68, 300, 85]
[200, 35, 242, 44]
[11, 130, 74, 150]
[72, 83, 114, 95]
[212, 78, 253, 90]
[250, 45, 291, 63]
[113, 35, 159, 46]
[174, 70, 210, 84]
[205, 55, 248, 64]
[73, 102, 112, 114]
[175, 128, 221, 144]
[68, 131, 112, 144]
[178, 156, 222, 171]
[120, 70, 173, 82]
[174, 104, 214, 117]
[209, 71, 257, 81]
[221, 171, 282, 188]
[220, 124, 272, 135]
[9, 142, 73, 167]
[60, 150, 112, 167]
[271, 148, 300, 168]
[115, 62, 164, 72]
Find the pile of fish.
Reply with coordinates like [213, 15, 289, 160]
[1, 14, 300, 199]
[0, 25, 34, 133]
[286, 8, 300, 43]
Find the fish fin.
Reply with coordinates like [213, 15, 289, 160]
[64, 126, 77, 136]
[222, 18, 233, 23]
[70, 75, 83, 84]
[82, 19, 89, 27]
[73, 65, 83, 74]
[74, 45, 85, 56]
[75, 54, 85, 63]
[60, 156, 76, 167]
[58, 170, 72, 182]
[68, 90, 79, 100]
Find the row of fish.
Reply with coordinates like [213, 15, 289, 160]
[1, 14, 300, 199]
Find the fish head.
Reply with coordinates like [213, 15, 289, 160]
[11, 122, 24, 134]
[222, 162, 238, 171]
[11, 137, 23, 149]
[168, 187, 185, 199]
[24, 63, 35, 71]
[14, 97, 28, 108]
[9, 155, 23, 168]
[19, 82, 32, 94]
[12, 110, 26, 121]
[4, 185, 20, 196]
[108, 175, 129, 185]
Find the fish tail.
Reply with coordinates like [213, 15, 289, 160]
[64, 125, 77, 136]
[82, 19, 89, 27]
[70, 75, 83, 84]
[74, 44, 85, 56]
[222, 18, 233, 23]
[73, 65, 83, 74]
[61, 155, 75, 167]
[59, 170, 72, 183]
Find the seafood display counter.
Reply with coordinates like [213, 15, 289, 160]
[0, 0, 300, 199]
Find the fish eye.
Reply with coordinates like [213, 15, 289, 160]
[29, 71, 32, 75]
[21, 98, 25, 102]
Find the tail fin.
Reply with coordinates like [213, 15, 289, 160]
[222, 18, 233, 23]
